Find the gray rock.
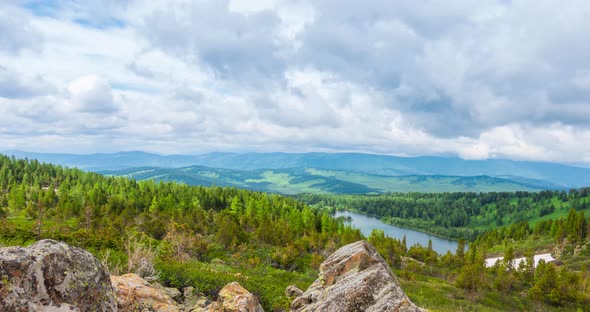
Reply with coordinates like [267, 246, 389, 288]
[285, 285, 303, 298]
[164, 287, 183, 303]
[153, 282, 183, 303]
[192, 282, 263, 312]
[291, 240, 424, 312]
[182, 286, 210, 311]
[0, 239, 117, 312]
[111, 273, 180, 311]
[183, 286, 197, 304]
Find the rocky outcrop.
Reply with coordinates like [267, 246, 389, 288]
[0, 239, 264, 312]
[111, 273, 181, 312]
[0, 239, 117, 311]
[110, 275, 263, 312]
[195, 282, 264, 312]
[217, 282, 264, 312]
[154, 283, 182, 303]
[182, 286, 211, 311]
[291, 240, 423, 312]
[285, 285, 303, 298]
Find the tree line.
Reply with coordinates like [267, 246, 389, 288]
[297, 190, 590, 240]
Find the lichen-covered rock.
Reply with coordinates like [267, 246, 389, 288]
[291, 240, 424, 312]
[182, 286, 210, 312]
[152, 282, 183, 303]
[111, 273, 180, 312]
[285, 285, 303, 298]
[217, 282, 264, 312]
[0, 239, 117, 312]
[196, 282, 263, 312]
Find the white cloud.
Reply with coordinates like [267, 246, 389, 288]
[0, 66, 55, 99]
[0, 4, 42, 54]
[0, 0, 590, 164]
[458, 143, 490, 161]
[67, 75, 117, 113]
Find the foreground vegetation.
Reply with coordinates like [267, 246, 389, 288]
[1, 155, 589, 311]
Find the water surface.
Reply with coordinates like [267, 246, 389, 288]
[335, 210, 459, 255]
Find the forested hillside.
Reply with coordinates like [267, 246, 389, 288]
[101, 166, 546, 194]
[7, 150, 590, 188]
[0, 155, 362, 310]
[298, 191, 590, 240]
[1, 155, 589, 311]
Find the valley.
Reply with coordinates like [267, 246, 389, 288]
[1, 154, 589, 311]
[100, 166, 549, 194]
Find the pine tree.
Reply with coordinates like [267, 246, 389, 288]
[401, 235, 407, 254]
[456, 238, 466, 265]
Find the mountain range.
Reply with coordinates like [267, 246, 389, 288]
[4, 150, 590, 192]
[99, 166, 555, 194]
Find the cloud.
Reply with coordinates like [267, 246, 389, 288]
[293, 0, 590, 138]
[0, 4, 43, 54]
[139, 0, 284, 83]
[66, 75, 117, 114]
[1, 0, 590, 164]
[0, 66, 55, 99]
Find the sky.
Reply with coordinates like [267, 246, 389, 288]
[1, 0, 590, 164]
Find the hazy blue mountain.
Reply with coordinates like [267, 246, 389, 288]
[4, 150, 590, 188]
[100, 166, 549, 194]
[2, 150, 206, 171]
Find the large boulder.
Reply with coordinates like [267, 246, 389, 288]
[195, 282, 264, 312]
[0, 239, 117, 311]
[291, 240, 423, 312]
[217, 282, 264, 312]
[111, 273, 181, 312]
[111, 275, 262, 312]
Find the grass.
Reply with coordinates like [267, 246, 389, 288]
[245, 171, 329, 194]
[7, 213, 77, 230]
[398, 272, 531, 312]
[485, 236, 556, 256]
[157, 256, 317, 311]
[528, 206, 590, 227]
[398, 270, 586, 312]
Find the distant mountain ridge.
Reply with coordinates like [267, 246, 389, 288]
[99, 166, 551, 194]
[4, 150, 590, 188]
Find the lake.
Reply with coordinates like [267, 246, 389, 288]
[334, 210, 460, 255]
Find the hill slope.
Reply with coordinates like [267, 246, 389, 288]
[100, 166, 548, 194]
[5, 150, 590, 188]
